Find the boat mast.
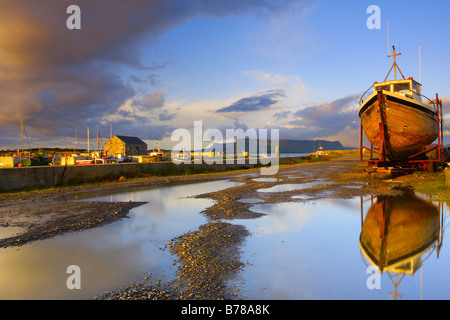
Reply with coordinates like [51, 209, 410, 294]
[21, 118, 24, 155]
[97, 128, 104, 156]
[74, 128, 77, 154]
[384, 46, 406, 81]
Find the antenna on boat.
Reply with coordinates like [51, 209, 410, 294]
[384, 45, 405, 81]
[419, 44, 422, 84]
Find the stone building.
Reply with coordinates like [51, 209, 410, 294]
[105, 135, 147, 157]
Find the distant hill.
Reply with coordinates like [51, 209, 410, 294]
[211, 139, 351, 154]
[278, 139, 349, 153]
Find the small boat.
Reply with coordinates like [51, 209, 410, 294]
[308, 146, 325, 158]
[30, 157, 52, 166]
[149, 142, 165, 157]
[315, 146, 325, 157]
[359, 46, 438, 161]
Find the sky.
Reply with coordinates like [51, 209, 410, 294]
[1, 0, 449, 151]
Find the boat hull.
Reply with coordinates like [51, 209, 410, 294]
[359, 91, 438, 161]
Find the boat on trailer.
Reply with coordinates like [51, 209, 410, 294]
[359, 46, 438, 162]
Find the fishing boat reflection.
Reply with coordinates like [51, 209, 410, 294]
[359, 194, 444, 299]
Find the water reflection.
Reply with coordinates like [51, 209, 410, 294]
[2, 175, 450, 300]
[359, 194, 443, 299]
[235, 193, 450, 300]
[0, 180, 241, 300]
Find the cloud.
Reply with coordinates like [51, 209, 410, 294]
[275, 95, 361, 145]
[215, 90, 285, 113]
[0, 0, 302, 148]
[110, 121, 176, 141]
[243, 70, 308, 104]
[441, 97, 450, 115]
[158, 110, 177, 121]
[132, 92, 165, 111]
[274, 111, 291, 120]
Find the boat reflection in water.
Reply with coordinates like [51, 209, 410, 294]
[359, 193, 444, 299]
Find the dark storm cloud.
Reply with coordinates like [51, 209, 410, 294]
[0, 0, 303, 147]
[216, 90, 285, 113]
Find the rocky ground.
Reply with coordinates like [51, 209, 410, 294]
[0, 153, 413, 300]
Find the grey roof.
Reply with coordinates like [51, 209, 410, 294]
[114, 135, 147, 145]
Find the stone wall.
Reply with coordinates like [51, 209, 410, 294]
[0, 162, 256, 191]
[125, 144, 147, 156]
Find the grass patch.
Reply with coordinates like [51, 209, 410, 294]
[279, 154, 338, 165]
[405, 171, 450, 200]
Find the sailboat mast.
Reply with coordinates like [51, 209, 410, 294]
[74, 128, 77, 154]
[21, 118, 24, 155]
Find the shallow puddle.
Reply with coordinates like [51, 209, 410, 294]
[1, 179, 450, 300]
[232, 194, 450, 299]
[0, 180, 241, 300]
[238, 199, 265, 204]
[291, 195, 315, 200]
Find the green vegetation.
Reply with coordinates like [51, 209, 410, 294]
[279, 154, 339, 165]
[400, 171, 450, 200]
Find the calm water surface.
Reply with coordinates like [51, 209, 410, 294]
[233, 194, 450, 300]
[0, 180, 241, 299]
[1, 179, 449, 300]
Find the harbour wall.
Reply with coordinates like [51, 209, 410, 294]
[0, 162, 256, 192]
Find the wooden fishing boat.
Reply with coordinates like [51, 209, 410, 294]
[359, 47, 438, 161]
[359, 195, 439, 274]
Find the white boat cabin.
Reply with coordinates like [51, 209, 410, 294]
[373, 78, 423, 103]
